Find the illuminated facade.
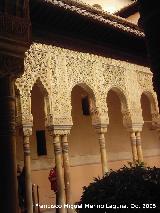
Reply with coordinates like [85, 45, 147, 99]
[0, 1, 160, 213]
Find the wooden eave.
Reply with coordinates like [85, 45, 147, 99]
[29, 0, 148, 66]
[115, 2, 139, 18]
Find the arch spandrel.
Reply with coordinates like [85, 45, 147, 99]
[123, 68, 149, 130]
[136, 69, 160, 128]
[15, 43, 55, 95]
[15, 43, 56, 126]
[102, 63, 126, 93]
[19, 91, 33, 126]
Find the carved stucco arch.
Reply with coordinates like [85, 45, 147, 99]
[71, 82, 96, 103]
[15, 76, 52, 127]
[14, 42, 153, 130]
[31, 79, 53, 126]
[141, 91, 158, 113]
[141, 90, 160, 127]
[106, 86, 129, 110]
[15, 43, 55, 126]
[31, 78, 49, 95]
[106, 86, 132, 129]
[70, 82, 109, 126]
[15, 45, 53, 96]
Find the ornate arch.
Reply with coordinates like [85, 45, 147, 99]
[107, 86, 129, 111]
[14, 42, 153, 131]
[71, 82, 109, 126]
[71, 82, 96, 98]
[15, 43, 55, 126]
[142, 91, 158, 112]
[31, 78, 53, 127]
[106, 86, 132, 129]
[31, 78, 49, 96]
[136, 70, 157, 123]
[141, 90, 160, 127]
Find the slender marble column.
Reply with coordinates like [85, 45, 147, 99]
[95, 127, 108, 175]
[130, 132, 138, 162]
[61, 134, 73, 213]
[53, 134, 66, 213]
[0, 76, 18, 213]
[23, 127, 33, 213]
[99, 132, 108, 175]
[136, 131, 144, 163]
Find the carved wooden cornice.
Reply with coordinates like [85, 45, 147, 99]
[114, 1, 138, 18]
[43, 0, 142, 37]
[0, 12, 31, 43]
[0, 1, 31, 77]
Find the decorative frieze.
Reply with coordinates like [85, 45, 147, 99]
[15, 42, 159, 128]
[0, 13, 30, 40]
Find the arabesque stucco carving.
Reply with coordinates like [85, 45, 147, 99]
[15, 42, 159, 131]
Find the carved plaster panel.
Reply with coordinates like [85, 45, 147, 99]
[137, 70, 159, 125]
[15, 42, 158, 129]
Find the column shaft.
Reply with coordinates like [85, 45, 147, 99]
[0, 76, 18, 213]
[53, 135, 66, 213]
[130, 132, 138, 162]
[98, 132, 108, 175]
[136, 132, 144, 163]
[23, 132, 33, 213]
[61, 135, 72, 210]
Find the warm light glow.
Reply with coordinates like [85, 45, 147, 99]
[106, 5, 117, 13]
[81, 0, 132, 13]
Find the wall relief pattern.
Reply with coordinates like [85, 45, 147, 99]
[15, 42, 159, 130]
[137, 70, 160, 128]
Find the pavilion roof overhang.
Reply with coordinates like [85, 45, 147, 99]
[29, 0, 148, 64]
[31, 0, 143, 36]
[114, 1, 139, 18]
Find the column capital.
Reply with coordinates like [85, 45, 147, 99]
[47, 124, 73, 136]
[45, 114, 73, 127]
[89, 98, 109, 127]
[126, 123, 144, 133]
[94, 123, 108, 134]
[90, 112, 109, 127]
[122, 109, 144, 129]
[22, 124, 33, 136]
